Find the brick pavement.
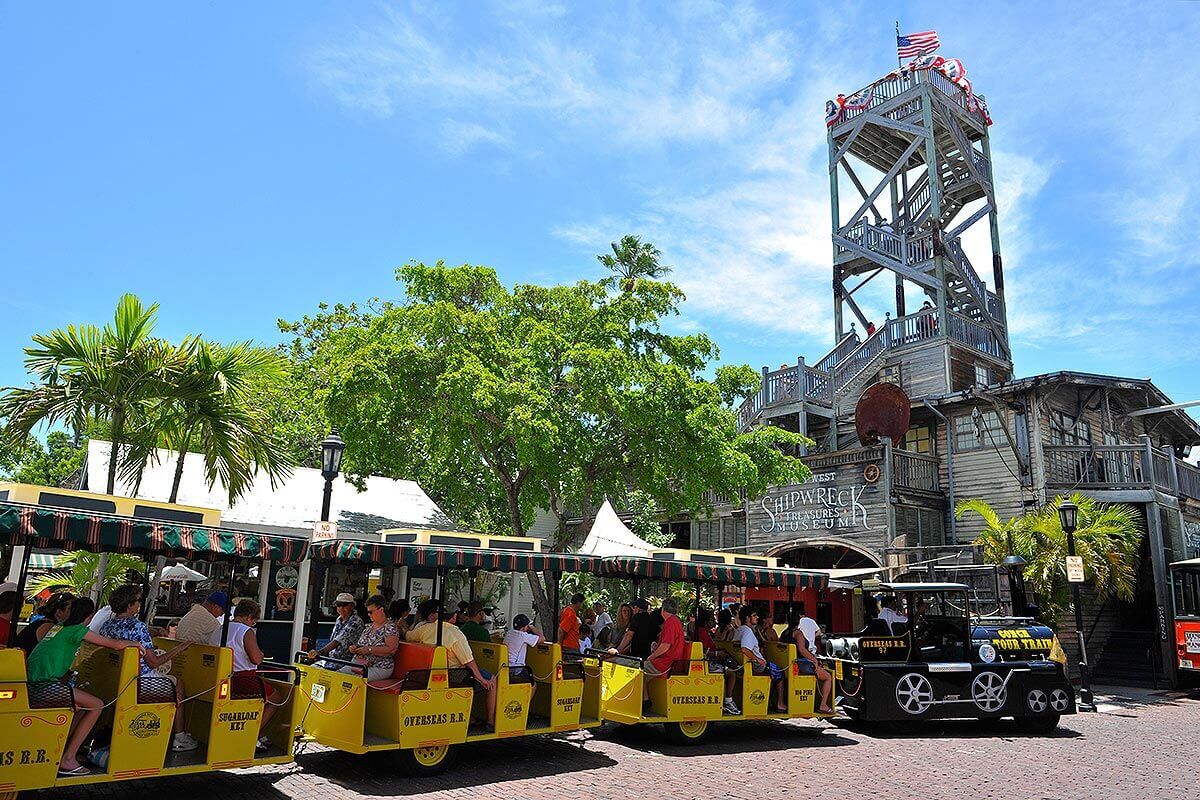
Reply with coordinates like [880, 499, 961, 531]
[41, 687, 1200, 800]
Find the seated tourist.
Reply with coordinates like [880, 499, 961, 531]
[175, 591, 228, 645]
[735, 605, 786, 712]
[407, 600, 497, 728]
[388, 598, 411, 635]
[695, 607, 738, 713]
[877, 595, 908, 634]
[340, 594, 399, 681]
[307, 592, 365, 666]
[458, 601, 491, 643]
[558, 593, 584, 654]
[642, 598, 686, 712]
[226, 600, 278, 751]
[504, 613, 544, 704]
[714, 607, 737, 642]
[16, 592, 73, 655]
[0, 584, 18, 644]
[99, 584, 197, 751]
[756, 607, 779, 643]
[28, 597, 145, 776]
[782, 612, 834, 714]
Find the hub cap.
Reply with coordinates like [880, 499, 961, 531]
[1027, 689, 1048, 713]
[895, 673, 933, 715]
[1049, 689, 1070, 712]
[971, 672, 1007, 712]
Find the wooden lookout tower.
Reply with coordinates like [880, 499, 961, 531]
[737, 61, 1015, 451]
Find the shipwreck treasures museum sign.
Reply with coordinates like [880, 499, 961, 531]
[748, 456, 889, 554]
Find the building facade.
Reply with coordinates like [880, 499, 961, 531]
[699, 60, 1200, 687]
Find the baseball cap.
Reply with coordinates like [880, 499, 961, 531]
[334, 592, 356, 605]
[206, 591, 229, 607]
[512, 614, 531, 630]
[631, 598, 649, 611]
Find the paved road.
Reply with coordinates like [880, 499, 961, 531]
[45, 686, 1199, 800]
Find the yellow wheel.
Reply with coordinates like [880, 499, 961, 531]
[400, 742, 455, 775]
[664, 719, 711, 745]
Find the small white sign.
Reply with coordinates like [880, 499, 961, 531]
[310, 683, 327, 703]
[1066, 555, 1085, 583]
[312, 521, 338, 542]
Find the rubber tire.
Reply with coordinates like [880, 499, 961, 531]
[663, 719, 713, 745]
[1015, 714, 1061, 734]
[399, 742, 456, 776]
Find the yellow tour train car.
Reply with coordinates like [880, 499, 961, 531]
[0, 498, 306, 797]
[294, 535, 606, 775]
[595, 550, 834, 744]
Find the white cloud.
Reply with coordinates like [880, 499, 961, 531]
[439, 120, 509, 155]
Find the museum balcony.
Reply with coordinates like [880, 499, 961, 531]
[1043, 440, 1200, 502]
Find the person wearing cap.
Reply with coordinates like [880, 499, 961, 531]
[175, 591, 229, 645]
[306, 591, 364, 666]
[0, 581, 18, 645]
[503, 614, 544, 701]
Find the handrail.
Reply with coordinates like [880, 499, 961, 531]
[892, 450, 939, 492]
[815, 333, 860, 372]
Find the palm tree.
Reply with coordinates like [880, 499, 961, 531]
[958, 493, 1142, 617]
[0, 294, 184, 493]
[25, 551, 146, 601]
[123, 340, 295, 504]
[597, 235, 671, 292]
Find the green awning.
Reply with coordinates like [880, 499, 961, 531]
[602, 557, 828, 589]
[0, 502, 306, 562]
[309, 539, 605, 573]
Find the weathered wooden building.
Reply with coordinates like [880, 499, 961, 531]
[700, 61, 1200, 687]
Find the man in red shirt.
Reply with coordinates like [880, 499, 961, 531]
[643, 598, 685, 712]
[559, 593, 584, 653]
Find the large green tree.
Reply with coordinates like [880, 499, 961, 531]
[284, 247, 811, 625]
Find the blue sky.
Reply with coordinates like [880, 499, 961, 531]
[2, 2, 1199, 420]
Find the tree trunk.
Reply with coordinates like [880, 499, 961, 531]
[106, 408, 125, 494]
[503, 485, 554, 631]
[168, 430, 191, 503]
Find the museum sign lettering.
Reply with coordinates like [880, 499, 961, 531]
[755, 466, 883, 536]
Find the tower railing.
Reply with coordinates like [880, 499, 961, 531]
[946, 312, 1003, 358]
[833, 68, 989, 132]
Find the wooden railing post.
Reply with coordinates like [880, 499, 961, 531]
[761, 365, 769, 408]
[1141, 435, 1159, 490]
[1164, 445, 1180, 495]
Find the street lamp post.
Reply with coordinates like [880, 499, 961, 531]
[319, 430, 346, 523]
[306, 430, 346, 653]
[1059, 499, 1095, 711]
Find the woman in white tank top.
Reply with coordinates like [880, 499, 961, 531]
[225, 600, 278, 750]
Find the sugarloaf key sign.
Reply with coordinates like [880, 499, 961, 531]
[748, 451, 889, 554]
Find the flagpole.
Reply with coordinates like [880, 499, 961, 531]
[895, 20, 903, 70]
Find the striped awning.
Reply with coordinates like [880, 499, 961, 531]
[0, 502, 306, 562]
[602, 557, 828, 589]
[309, 539, 605, 573]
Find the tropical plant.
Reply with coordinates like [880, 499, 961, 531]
[0, 431, 87, 488]
[122, 339, 295, 503]
[0, 294, 184, 493]
[626, 489, 674, 548]
[25, 550, 146, 600]
[958, 493, 1142, 620]
[597, 234, 671, 292]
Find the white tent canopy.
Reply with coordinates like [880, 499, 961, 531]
[577, 499, 657, 558]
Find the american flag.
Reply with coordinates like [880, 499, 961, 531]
[897, 30, 940, 59]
